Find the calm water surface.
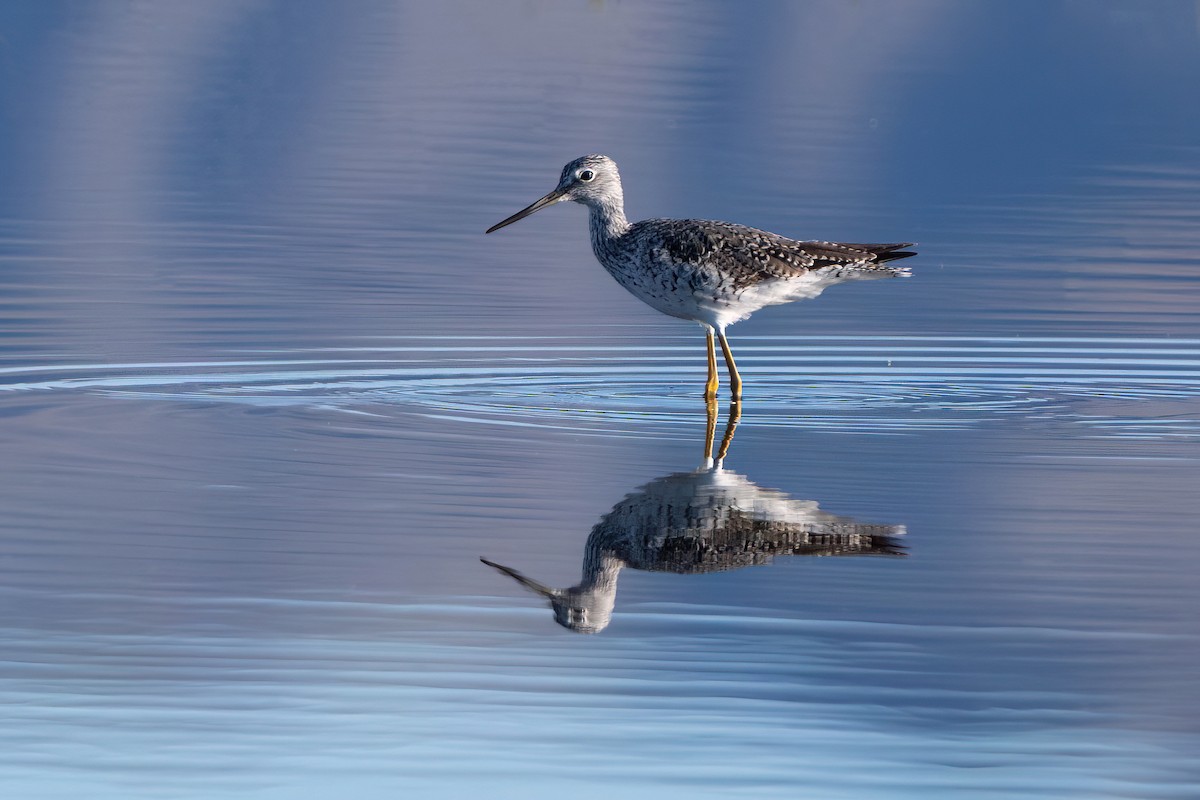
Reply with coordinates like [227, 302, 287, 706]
[2, 2, 1199, 798]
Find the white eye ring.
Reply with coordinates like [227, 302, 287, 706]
[578, 169, 595, 182]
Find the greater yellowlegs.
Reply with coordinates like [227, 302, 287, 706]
[481, 461, 905, 634]
[486, 154, 915, 401]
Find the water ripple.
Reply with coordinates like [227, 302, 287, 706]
[3, 336, 1200, 438]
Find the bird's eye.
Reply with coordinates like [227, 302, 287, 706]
[578, 169, 595, 182]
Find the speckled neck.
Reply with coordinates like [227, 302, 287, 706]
[578, 550, 624, 593]
[586, 194, 631, 258]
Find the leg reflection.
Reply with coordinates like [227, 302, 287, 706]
[715, 400, 741, 464]
[704, 397, 741, 465]
[703, 395, 720, 463]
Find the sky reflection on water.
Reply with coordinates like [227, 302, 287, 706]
[1, 2, 1199, 798]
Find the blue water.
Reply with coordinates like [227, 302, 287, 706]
[2, 2, 1199, 798]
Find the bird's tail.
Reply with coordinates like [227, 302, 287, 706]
[852, 242, 916, 276]
[855, 242, 917, 263]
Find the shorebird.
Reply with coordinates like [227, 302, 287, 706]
[482, 463, 905, 633]
[481, 405, 905, 633]
[486, 154, 915, 401]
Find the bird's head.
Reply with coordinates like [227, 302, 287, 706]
[480, 557, 615, 634]
[486, 154, 622, 233]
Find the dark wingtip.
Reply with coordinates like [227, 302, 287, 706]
[868, 242, 917, 264]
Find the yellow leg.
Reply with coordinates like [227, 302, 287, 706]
[704, 329, 719, 400]
[717, 331, 742, 402]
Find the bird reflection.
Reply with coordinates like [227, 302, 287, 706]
[482, 404, 906, 633]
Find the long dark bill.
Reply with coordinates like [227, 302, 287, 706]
[480, 557, 556, 598]
[485, 188, 566, 234]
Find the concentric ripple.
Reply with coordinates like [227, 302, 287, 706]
[4, 336, 1200, 437]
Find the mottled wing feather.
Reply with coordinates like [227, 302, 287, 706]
[637, 219, 909, 289]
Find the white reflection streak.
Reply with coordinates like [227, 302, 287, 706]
[733, 1, 952, 203]
[35, 1, 265, 352]
[40, 2, 260, 223]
